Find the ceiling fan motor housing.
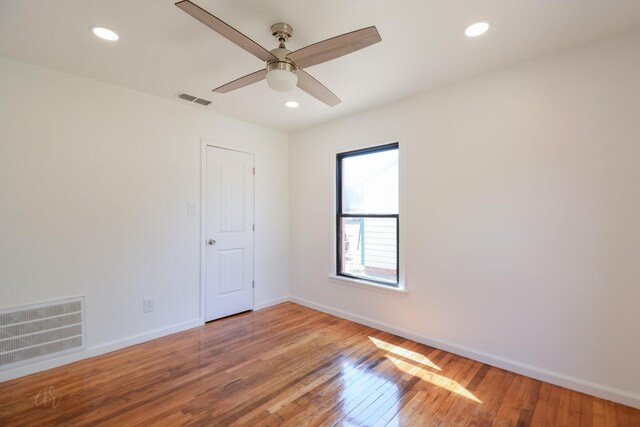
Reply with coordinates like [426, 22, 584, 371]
[267, 23, 298, 78]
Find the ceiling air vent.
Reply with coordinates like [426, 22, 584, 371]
[177, 92, 212, 107]
[178, 93, 197, 102]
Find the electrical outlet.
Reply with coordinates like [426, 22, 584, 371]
[143, 298, 154, 313]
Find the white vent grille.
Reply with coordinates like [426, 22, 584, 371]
[0, 297, 85, 369]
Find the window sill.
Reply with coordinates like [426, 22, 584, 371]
[329, 275, 408, 296]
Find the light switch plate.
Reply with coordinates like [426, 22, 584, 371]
[187, 202, 197, 215]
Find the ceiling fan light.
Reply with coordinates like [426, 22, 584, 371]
[266, 69, 298, 92]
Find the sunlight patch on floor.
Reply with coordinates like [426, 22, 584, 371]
[386, 355, 482, 403]
[369, 336, 442, 370]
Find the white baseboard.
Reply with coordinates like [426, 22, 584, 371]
[0, 318, 203, 383]
[290, 296, 640, 409]
[254, 296, 289, 311]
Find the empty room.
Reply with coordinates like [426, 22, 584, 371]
[1, 0, 639, 425]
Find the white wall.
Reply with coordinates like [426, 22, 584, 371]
[0, 57, 289, 379]
[289, 31, 640, 407]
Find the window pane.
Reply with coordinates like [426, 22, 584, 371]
[342, 149, 398, 214]
[340, 217, 397, 284]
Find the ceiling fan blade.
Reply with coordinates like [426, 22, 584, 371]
[287, 26, 381, 70]
[175, 1, 276, 62]
[296, 70, 341, 107]
[213, 69, 266, 93]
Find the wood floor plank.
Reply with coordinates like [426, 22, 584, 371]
[487, 373, 526, 426]
[581, 393, 595, 427]
[0, 302, 638, 426]
[568, 391, 584, 427]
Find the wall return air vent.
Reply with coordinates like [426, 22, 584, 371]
[177, 92, 212, 106]
[0, 297, 85, 369]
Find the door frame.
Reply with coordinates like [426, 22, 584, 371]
[199, 139, 256, 323]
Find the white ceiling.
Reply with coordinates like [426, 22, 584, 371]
[1, 0, 639, 132]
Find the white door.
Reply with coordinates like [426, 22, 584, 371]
[205, 146, 254, 321]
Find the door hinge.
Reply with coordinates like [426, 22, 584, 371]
[252, 280, 255, 289]
[253, 224, 255, 232]
[253, 167, 255, 175]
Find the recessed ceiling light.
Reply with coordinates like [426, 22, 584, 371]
[91, 26, 119, 41]
[464, 22, 489, 38]
[284, 101, 299, 108]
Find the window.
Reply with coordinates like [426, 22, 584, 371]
[336, 143, 399, 286]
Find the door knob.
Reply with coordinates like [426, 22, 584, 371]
[208, 239, 216, 245]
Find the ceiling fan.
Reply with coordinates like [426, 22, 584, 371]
[175, 0, 382, 106]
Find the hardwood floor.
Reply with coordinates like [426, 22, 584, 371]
[0, 302, 638, 426]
